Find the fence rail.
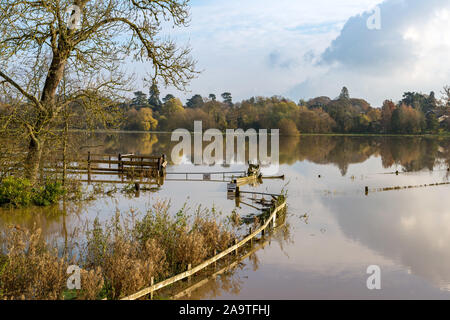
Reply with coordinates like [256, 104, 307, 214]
[49, 152, 168, 180]
[171, 224, 281, 299]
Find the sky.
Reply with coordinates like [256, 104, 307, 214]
[132, 0, 450, 107]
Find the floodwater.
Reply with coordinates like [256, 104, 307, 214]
[2, 133, 450, 300]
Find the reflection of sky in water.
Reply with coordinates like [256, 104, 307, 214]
[2, 134, 450, 299]
[202, 160, 450, 299]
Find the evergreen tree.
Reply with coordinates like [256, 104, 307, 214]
[148, 84, 162, 111]
[186, 94, 204, 108]
[426, 112, 439, 133]
[162, 94, 175, 103]
[221, 92, 233, 107]
[131, 91, 149, 110]
[424, 91, 437, 114]
[339, 87, 350, 100]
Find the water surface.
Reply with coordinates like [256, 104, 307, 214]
[2, 133, 450, 299]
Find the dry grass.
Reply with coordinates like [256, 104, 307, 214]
[0, 227, 67, 300]
[0, 201, 237, 300]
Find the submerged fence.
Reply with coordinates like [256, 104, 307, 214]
[120, 198, 287, 301]
[171, 221, 285, 299]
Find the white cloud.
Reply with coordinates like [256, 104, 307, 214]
[155, 0, 384, 101]
[134, 0, 449, 107]
[289, 0, 450, 106]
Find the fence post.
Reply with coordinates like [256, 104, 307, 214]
[150, 277, 154, 300]
[118, 153, 123, 182]
[261, 219, 266, 237]
[157, 157, 162, 176]
[87, 151, 91, 184]
[187, 264, 192, 285]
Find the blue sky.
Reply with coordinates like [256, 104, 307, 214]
[132, 0, 450, 107]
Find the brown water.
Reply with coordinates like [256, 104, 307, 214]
[2, 133, 450, 299]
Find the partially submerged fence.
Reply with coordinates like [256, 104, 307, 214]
[48, 152, 168, 182]
[365, 181, 450, 194]
[120, 198, 287, 301]
[171, 221, 285, 299]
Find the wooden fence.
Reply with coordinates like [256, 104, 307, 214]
[120, 198, 287, 300]
[171, 223, 283, 299]
[48, 152, 168, 181]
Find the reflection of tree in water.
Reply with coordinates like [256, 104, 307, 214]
[0, 199, 87, 250]
[65, 132, 450, 176]
[281, 136, 377, 175]
[281, 135, 450, 176]
[380, 137, 439, 172]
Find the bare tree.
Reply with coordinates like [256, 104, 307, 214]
[0, 0, 197, 183]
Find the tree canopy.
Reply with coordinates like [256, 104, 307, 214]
[0, 0, 197, 181]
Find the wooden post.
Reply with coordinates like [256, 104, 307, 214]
[87, 151, 91, 184]
[118, 153, 123, 182]
[157, 157, 162, 176]
[150, 277, 154, 300]
[234, 239, 238, 256]
[261, 219, 266, 237]
[365, 186, 369, 196]
[187, 264, 192, 284]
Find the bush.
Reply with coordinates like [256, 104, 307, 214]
[0, 177, 66, 208]
[0, 177, 33, 207]
[32, 181, 66, 206]
[1, 201, 239, 300]
[0, 227, 68, 300]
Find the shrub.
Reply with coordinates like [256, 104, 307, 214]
[0, 227, 68, 300]
[77, 268, 104, 300]
[0, 177, 66, 208]
[0, 177, 33, 207]
[33, 181, 66, 206]
[1, 201, 239, 300]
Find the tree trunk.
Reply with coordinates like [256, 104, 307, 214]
[24, 49, 68, 183]
[25, 137, 42, 184]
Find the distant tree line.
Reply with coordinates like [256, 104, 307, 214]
[113, 85, 450, 135]
[3, 85, 449, 135]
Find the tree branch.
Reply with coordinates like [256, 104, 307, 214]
[0, 70, 45, 113]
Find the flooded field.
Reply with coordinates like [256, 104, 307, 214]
[2, 133, 450, 299]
